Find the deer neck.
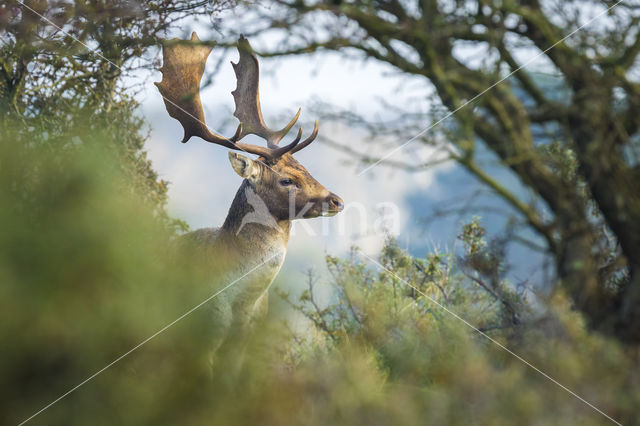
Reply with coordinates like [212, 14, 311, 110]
[221, 180, 291, 251]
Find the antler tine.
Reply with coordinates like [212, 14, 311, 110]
[155, 32, 279, 159]
[271, 127, 303, 156]
[290, 120, 319, 155]
[230, 123, 243, 141]
[232, 36, 302, 148]
[274, 108, 301, 146]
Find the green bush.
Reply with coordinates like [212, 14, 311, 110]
[275, 242, 640, 425]
[0, 122, 210, 424]
[2, 123, 638, 425]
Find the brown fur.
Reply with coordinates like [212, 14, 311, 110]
[181, 153, 342, 379]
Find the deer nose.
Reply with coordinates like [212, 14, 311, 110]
[327, 193, 344, 212]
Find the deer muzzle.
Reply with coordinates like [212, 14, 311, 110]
[321, 193, 344, 217]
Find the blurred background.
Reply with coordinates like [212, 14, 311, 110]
[2, 1, 639, 424]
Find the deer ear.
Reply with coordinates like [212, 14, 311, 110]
[229, 152, 260, 182]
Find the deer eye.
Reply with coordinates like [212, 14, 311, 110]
[279, 178, 295, 187]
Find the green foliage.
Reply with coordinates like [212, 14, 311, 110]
[1, 119, 639, 425]
[0, 119, 198, 424]
[0, 1, 226, 232]
[275, 239, 640, 425]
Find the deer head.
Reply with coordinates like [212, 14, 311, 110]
[155, 33, 343, 222]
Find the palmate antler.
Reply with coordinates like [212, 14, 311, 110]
[155, 33, 318, 161]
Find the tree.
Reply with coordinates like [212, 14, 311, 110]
[0, 0, 233, 226]
[219, 0, 640, 342]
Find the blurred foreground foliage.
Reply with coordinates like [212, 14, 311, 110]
[1, 119, 639, 425]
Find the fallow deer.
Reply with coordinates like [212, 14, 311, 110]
[155, 33, 343, 375]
